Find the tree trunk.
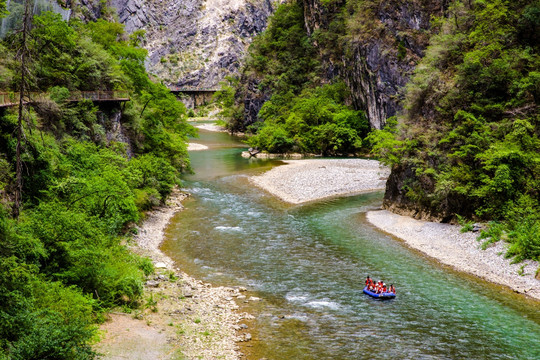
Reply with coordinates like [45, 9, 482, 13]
[13, 0, 30, 219]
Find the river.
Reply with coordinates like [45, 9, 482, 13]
[162, 125, 540, 359]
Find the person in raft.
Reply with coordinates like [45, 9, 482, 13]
[365, 276, 396, 294]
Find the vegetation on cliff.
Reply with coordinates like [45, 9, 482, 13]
[0, 9, 193, 359]
[216, 1, 370, 155]
[218, 0, 441, 151]
[371, 0, 540, 262]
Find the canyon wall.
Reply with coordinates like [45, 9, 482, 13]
[108, 0, 279, 88]
[302, 0, 447, 129]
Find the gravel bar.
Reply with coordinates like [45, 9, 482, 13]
[250, 159, 390, 204]
[188, 142, 209, 151]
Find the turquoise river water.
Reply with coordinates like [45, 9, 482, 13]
[162, 126, 540, 359]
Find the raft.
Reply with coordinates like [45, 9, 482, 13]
[363, 286, 396, 300]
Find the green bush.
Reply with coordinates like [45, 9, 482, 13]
[137, 257, 155, 277]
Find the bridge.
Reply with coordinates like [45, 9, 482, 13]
[169, 86, 221, 108]
[169, 86, 221, 93]
[0, 91, 130, 108]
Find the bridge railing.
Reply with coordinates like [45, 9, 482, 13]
[69, 91, 130, 101]
[0, 91, 130, 108]
[0, 92, 18, 107]
[171, 87, 221, 92]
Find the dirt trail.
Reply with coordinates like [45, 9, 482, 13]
[98, 314, 171, 360]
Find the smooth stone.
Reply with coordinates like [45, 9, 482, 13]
[146, 280, 159, 287]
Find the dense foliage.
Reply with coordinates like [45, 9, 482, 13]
[371, 0, 540, 262]
[0, 10, 193, 359]
[216, 0, 368, 155]
[248, 82, 368, 155]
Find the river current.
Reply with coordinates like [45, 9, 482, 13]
[162, 125, 540, 359]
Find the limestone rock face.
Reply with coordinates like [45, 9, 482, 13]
[302, 0, 446, 129]
[109, 0, 279, 88]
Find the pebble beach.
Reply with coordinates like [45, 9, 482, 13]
[367, 210, 540, 300]
[250, 159, 391, 204]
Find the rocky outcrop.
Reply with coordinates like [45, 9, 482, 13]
[383, 162, 476, 222]
[302, 0, 447, 129]
[103, 109, 133, 158]
[107, 0, 279, 88]
[237, 75, 270, 128]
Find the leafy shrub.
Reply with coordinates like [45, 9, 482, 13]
[478, 222, 506, 250]
[137, 257, 155, 277]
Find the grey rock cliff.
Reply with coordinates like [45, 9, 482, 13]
[109, 0, 279, 88]
[303, 0, 447, 129]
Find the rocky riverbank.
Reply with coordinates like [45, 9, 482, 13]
[366, 210, 540, 301]
[195, 123, 228, 132]
[250, 159, 390, 204]
[96, 188, 254, 360]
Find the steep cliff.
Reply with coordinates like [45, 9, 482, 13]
[302, 0, 446, 129]
[105, 0, 279, 88]
[235, 0, 446, 131]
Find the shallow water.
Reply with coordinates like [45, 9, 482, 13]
[163, 125, 540, 359]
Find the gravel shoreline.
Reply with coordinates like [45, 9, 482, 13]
[250, 159, 540, 301]
[250, 159, 390, 204]
[195, 123, 228, 132]
[367, 210, 540, 300]
[98, 188, 251, 360]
